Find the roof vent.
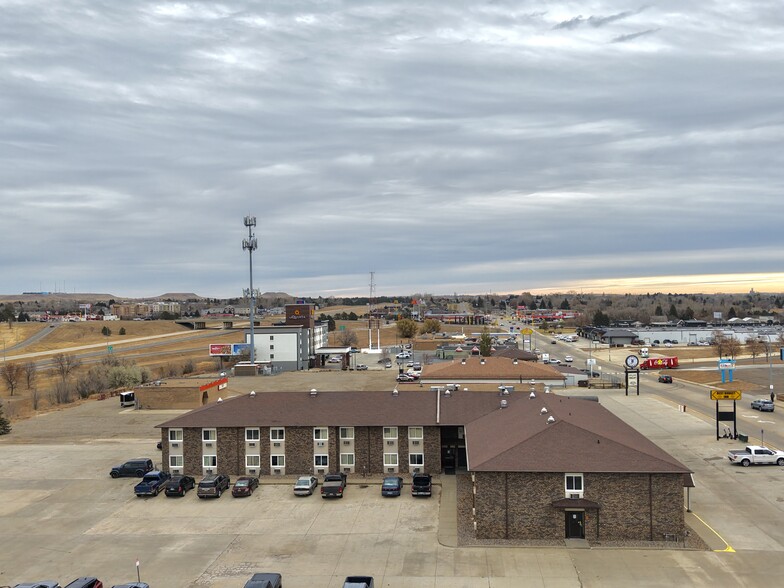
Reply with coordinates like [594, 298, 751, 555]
[513, 359, 518, 365]
[461, 358, 466, 364]
[500, 399, 508, 409]
[392, 388, 399, 396]
[444, 389, 451, 397]
[545, 386, 551, 394]
[529, 391, 536, 399]
[480, 358, 485, 364]
[540, 407, 548, 414]
[547, 415, 555, 424]
[309, 389, 318, 397]
[249, 390, 256, 397]
[217, 397, 223, 403]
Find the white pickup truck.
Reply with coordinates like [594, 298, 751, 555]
[727, 445, 784, 467]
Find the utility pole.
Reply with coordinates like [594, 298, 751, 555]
[242, 216, 258, 366]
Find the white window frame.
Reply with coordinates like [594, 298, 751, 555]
[409, 453, 424, 467]
[384, 453, 398, 466]
[168, 428, 183, 442]
[565, 473, 584, 497]
[340, 453, 355, 467]
[383, 426, 398, 440]
[202, 428, 216, 442]
[169, 455, 183, 468]
[340, 427, 354, 440]
[313, 427, 329, 441]
[246, 454, 261, 468]
[270, 455, 285, 468]
[314, 454, 329, 467]
[245, 428, 260, 442]
[203, 455, 217, 468]
[408, 426, 423, 440]
[270, 427, 285, 441]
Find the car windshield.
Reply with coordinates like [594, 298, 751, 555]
[383, 479, 399, 487]
[296, 479, 309, 486]
[235, 480, 249, 487]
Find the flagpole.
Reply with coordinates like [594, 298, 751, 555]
[136, 558, 141, 582]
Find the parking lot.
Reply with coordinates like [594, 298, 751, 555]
[3, 377, 784, 587]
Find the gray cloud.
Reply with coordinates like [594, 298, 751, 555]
[0, 1, 783, 298]
[611, 28, 660, 43]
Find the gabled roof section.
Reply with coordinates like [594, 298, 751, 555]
[465, 395, 691, 475]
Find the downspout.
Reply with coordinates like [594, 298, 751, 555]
[505, 473, 509, 539]
[649, 474, 654, 541]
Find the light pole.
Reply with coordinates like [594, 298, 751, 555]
[242, 216, 258, 366]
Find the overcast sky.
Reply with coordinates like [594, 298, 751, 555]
[2, 1, 783, 299]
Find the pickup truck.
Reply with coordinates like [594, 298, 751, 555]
[321, 472, 348, 498]
[728, 445, 784, 467]
[134, 470, 171, 496]
[343, 576, 374, 588]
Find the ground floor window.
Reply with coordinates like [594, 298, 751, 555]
[203, 455, 217, 468]
[315, 454, 329, 467]
[384, 453, 398, 467]
[271, 455, 285, 468]
[340, 453, 355, 467]
[169, 455, 183, 468]
[409, 453, 424, 467]
[565, 473, 584, 497]
[246, 455, 260, 468]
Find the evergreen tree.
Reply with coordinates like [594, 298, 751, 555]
[0, 404, 11, 435]
[560, 298, 571, 310]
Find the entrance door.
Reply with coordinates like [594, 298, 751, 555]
[565, 511, 585, 539]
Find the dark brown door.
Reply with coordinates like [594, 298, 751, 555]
[566, 511, 585, 539]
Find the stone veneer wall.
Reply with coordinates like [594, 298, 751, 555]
[216, 427, 243, 476]
[182, 428, 203, 477]
[284, 427, 314, 474]
[423, 427, 442, 473]
[471, 471, 685, 541]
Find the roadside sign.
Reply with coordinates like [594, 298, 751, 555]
[521, 328, 533, 335]
[711, 390, 742, 401]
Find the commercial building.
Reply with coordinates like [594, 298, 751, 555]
[156, 387, 693, 542]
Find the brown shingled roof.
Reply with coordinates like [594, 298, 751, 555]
[465, 394, 691, 475]
[422, 356, 564, 381]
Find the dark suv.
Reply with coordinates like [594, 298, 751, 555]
[197, 474, 230, 498]
[411, 473, 432, 497]
[109, 458, 154, 478]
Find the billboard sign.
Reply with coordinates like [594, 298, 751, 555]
[209, 343, 251, 356]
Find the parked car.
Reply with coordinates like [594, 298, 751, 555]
[751, 399, 775, 412]
[243, 573, 282, 588]
[396, 373, 416, 382]
[164, 475, 196, 497]
[294, 475, 318, 496]
[63, 579, 103, 588]
[396, 352, 411, 359]
[411, 473, 432, 497]
[112, 584, 150, 588]
[232, 476, 260, 497]
[384, 359, 392, 368]
[13, 583, 60, 588]
[564, 355, 574, 363]
[134, 470, 171, 497]
[355, 364, 368, 371]
[328, 356, 342, 363]
[197, 474, 230, 498]
[728, 445, 784, 467]
[658, 375, 673, 384]
[343, 577, 374, 588]
[109, 458, 154, 478]
[381, 476, 403, 497]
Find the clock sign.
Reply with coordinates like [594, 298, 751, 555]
[625, 355, 640, 369]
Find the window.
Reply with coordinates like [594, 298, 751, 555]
[383, 427, 398, 439]
[408, 426, 423, 440]
[203, 455, 217, 468]
[269, 335, 274, 341]
[270, 427, 285, 441]
[409, 453, 424, 467]
[245, 428, 260, 442]
[270, 455, 285, 468]
[313, 427, 328, 440]
[270, 354, 274, 359]
[565, 473, 584, 496]
[246, 455, 260, 468]
[384, 453, 398, 466]
[202, 428, 216, 442]
[340, 453, 355, 467]
[340, 427, 354, 440]
[314, 455, 329, 467]
[270, 344, 274, 350]
[169, 455, 183, 468]
[169, 429, 183, 442]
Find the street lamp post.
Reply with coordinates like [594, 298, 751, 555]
[242, 216, 258, 366]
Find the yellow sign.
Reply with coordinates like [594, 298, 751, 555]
[521, 328, 533, 335]
[710, 390, 742, 401]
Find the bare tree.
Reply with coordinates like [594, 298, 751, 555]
[724, 337, 742, 360]
[746, 337, 765, 364]
[52, 353, 81, 383]
[22, 361, 37, 390]
[336, 329, 359, 347]
[30, 387, 41, 410]
[0, 363, 22, 396]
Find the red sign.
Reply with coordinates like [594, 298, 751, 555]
[199, 377, 229, 392]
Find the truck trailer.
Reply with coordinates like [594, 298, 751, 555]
[639, 356, 679, 370]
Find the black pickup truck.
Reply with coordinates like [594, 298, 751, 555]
[320, 472, 348, 498]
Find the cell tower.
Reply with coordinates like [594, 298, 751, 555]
[367, 272, 381, 351]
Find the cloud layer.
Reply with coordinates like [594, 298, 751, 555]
[2, 1, 782, 297]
